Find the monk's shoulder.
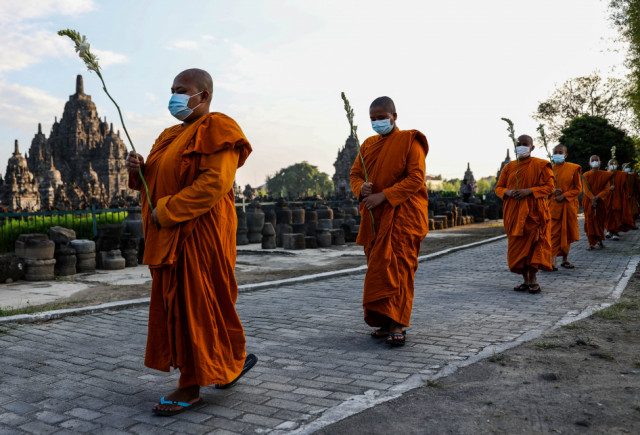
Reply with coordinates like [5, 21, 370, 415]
[565, 162, 582, 174]
[532, 157, 552, 169]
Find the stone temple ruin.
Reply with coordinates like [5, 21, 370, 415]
[0, 75, 137, 212]
[332, 134, 358, 198]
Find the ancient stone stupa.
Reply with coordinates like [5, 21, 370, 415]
[332, 134, 358, 198]
[2, 74, 137, 211]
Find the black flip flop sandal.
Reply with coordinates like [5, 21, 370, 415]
[528, 284, 541, 294]
[215, 354, 258, 390]
[386, 332, 406, 347]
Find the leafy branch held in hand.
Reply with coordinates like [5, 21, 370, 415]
[58, 29, 153, 209]
[501, 117, 520, 190]
[341, 92, 376, 236]
[537, 124, 557, 185]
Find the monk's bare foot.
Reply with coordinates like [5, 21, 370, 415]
[154, 385, 200, 413]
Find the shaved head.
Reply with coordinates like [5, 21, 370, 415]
[517, 135, 533, 146]
[370, 96, 396, 114]
[590, 155, 600, 161]
[175, 68, 213, 93]
[553, 145, 567, 154]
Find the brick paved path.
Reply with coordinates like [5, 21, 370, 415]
[1, 224, 638, 434]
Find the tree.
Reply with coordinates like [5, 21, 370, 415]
[476, 177, 496, 195]
[266, 162, 334, 199]
[534, 73, 636, 140]
[610, 0, 640, 126]
[558, 115, 637, 173]
[243, 184, 255, 201]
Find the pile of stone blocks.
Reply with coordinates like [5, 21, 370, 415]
[70, 239, 96, 273]
[15, 234, 55, 281]
[94, 224, 125, 270]
[50, 226, 76, 276]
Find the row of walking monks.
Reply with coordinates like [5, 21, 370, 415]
[495, 137, 638, 294]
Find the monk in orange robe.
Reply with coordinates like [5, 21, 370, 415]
[350, 96, 429, 347]
[604, 159, 634, 239]
[548, 145, 582, 269]
[623, 163, 640, 223]
[126, 69, 256, 416]
[582, 155, 611, 250]
[494, 135, 554, 294]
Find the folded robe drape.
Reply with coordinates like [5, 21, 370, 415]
[548, 162, 582, 257]
[605, 170, 635, 233]
[350, 128, 429, 328]
[129, 112, 252, 387]
[582, 170, 611, 246]
[494, 157, 554, 274]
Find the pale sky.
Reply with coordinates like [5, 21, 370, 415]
[0, 0, 628, 188]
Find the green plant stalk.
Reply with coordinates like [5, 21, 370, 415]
[501, 117, 520, 194]
[341, 92, 376, 235]
[57, 29, 153, 210]
[94, 72, 152, 209]
[537, 124, 557, 185]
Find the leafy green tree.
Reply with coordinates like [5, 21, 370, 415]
[610, 0, 640, 126]
[476, 177, 495, 195]
[558, 115, 636, 173]
[534, 73, 636, 140]
[266, 162, 334, 199]
[441, 179, 461, 193]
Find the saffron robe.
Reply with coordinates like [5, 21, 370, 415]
[582, 170, 611, 246]
[549, 162, 582, 258]
[628, 172, 640, 221]
[494, 157, 554, 274]
[129, 112, 252, 387]
[350, 128, 429, 328]
[605, 171, 635, 233]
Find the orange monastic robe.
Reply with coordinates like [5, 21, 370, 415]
[129, 112, 252, 388]
[495, 157, 554, 274]
[350, 128, 429, 328]
[606, 171, 635, 233]
[549, 162, 582, 258]
[582, 170, 611, 246]
[627, 172, 639, 220]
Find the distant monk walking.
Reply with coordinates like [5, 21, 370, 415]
[548, 145, 582, 270]
[582, 155, 611, 250]
[126, 68, 257, 416]
[350, 96, 429, 347]
[494, 135, 554, 294]
[605, 159, 635, 240]
[623, 163, 640, 223]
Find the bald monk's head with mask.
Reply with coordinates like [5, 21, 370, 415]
[169, 68, 213, 124]
[516, 135, 534, 160]
[369, 96, 398, 136]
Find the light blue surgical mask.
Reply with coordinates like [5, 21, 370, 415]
[168, 91, 203, 121]
[625, 167, 632, 173]
[372, 119, 394, 135]
[552, 154, 565, 164]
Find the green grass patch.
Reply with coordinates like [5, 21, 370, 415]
[562, 323, 585, 330]
[595, 299, 640, 321]
[0, 303, 66, 317]
[426, 380, 442, 389]
[534, 342, 559, 350]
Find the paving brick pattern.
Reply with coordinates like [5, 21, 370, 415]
[0, 223, 638, 434]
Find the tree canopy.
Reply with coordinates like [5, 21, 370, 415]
[534, 73, 636, 140]
[558, 115, 637, 173]
[610, 0, 640, 127]
[266, 162, 334, 199]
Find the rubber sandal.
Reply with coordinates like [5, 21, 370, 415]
[371, 329, 389, 338]
[386, 332, 406, 347]
[528, 284, 541, 294]
[152, 397, 205, 416]
[551, 266, 558, 272]
[513, 283, 529, 292]
[560, 262, 575, 269]
[215, 354, 258, 390]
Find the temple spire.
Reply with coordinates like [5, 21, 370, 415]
[506, 148, 510, 159]
[38, 123, 42, 134]
[76, 74, 84, 95]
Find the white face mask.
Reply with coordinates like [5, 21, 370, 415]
[590, 161, 601, 168]
[609, 164, 617, 171]
[515, 145, 530, 158]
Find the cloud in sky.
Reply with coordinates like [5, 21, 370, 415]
[0, 0, 95, 23]
[0, 81, 66, 136]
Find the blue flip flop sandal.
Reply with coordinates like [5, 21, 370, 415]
[152, 397, 205, 416]
[215, 353, 258, 390]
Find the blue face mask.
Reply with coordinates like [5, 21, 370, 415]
[168, 91, 203, 121]
[552, 154, 565, 164]
[372, 119, 394, 135]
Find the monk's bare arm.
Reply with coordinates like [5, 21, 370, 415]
[597, 179, 612, 201]
[126, 151, 145, 191]
[381, 140, 426, 206]
[155, 148, 240, 227]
